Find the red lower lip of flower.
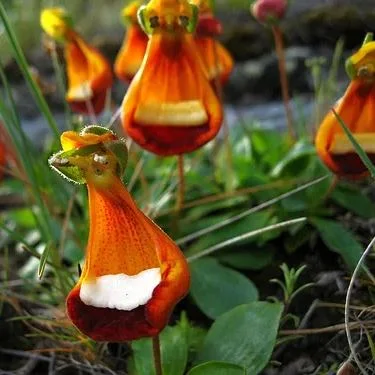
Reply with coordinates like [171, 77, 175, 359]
[67, 91, 107, 115]
[67, 286, 159, 342]
[329, 152, 373, 178]
[126, 121, 218, 156]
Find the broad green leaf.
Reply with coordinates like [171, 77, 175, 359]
[311, 218, 363, 270]
[188, 362, 245, 375]
[332, 186, 375, 219]
[6, 208, 36, 228]
[217, 246, 275, 270]
[196, 302, 283, 374]
[271, 139, 315, 178]
[131, 322, 188, 375]
[190, 258, 258, 319]
[251, 130, 289, 168]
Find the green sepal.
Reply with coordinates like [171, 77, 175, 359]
[345, 58, 356, 80]
[362, 32, 374, 46]
[104, 140, 128, 178]
[187, 4, 199, 33]
[81, 125, 114, 136]
[48, 144, 101, 184]
[137, 5, 152, 35]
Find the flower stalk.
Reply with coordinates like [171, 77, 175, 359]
[272, 25, 295, 141]
[152, 335, 163, 375]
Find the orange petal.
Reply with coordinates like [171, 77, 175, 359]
[67, 176, 189, 341]
[195, 37, 233, 85]
[114, 26, 148, 83]
[121, 32, 223, 155]
[65, 33, 113, 115]
[61, 131, 116, 151]
[315, 80, 375, 177]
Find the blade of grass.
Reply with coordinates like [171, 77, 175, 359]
[0, 2, 60, 139]
[332, 108, 375, 178]
[187, 217, 306, 262]
[176, 175, 328, 246]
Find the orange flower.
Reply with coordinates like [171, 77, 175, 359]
[192, 0, 233, 85]
[121, 0, 223, 156]
[315, 40, 375, 178]
[114, 1, 148, 83]
[40, 8, 113, 115]
[49, 126, 190, 341]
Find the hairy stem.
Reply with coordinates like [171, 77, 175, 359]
[152, 335, 162, 375]
[176, 154, 185, 212]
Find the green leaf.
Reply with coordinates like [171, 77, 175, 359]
[311, 218, 363, 270]
[196, 302, 283, 374]
[190, 258, 258, 319]
[270, 139, 315, 178]
[217, 246, 275, 270]
[131, 322, 188, 375]
[332, 108, 375, 178]
[38, 242, 52, 279]
[188, 362, 245, 375]
[332, 186, 375, 219]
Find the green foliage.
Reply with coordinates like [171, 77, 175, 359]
[130, 323, 189, 375]
[2, 2, 375, 374]
[311, 217, 363, 270]
[189, 257, 258, 319]
[196, 302, 283, 374]
[188, 362, 246, 374]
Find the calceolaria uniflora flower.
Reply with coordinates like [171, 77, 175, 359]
[191, 0, 234, 86]
[49, 126, 190, 341]
[121, 0, 223, 156]
[40, 8, 113, 115]
[315, 36, 375, 178]
[114, 1, 149, 83]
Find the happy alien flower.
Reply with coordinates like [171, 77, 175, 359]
[114, 1, 149, 83]
[40, 8, 113, 115]
[121, 0, 223, 156]
[49, 126, 190, 341]
[315, 37, 375, 178]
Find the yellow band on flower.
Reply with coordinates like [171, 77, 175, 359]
[40, 7, 73, 41]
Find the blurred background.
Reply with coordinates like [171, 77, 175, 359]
[2, 0, 375, 142]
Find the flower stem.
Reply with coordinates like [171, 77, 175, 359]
[176, 154, 185, 212]
[152, 335, 162, 375]
[272, 25, 296, 141]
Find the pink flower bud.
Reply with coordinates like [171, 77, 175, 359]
[251, 0, 288, 24]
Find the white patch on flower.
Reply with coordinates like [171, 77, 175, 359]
[67, 81, 93, 101]
[330, 133, 375, 154]
[135, 100, 208, 127]
[80, 268, 161, 311]
[93, 154, 108, 164]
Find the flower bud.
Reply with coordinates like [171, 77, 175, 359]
[250, 0, 288, 25]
